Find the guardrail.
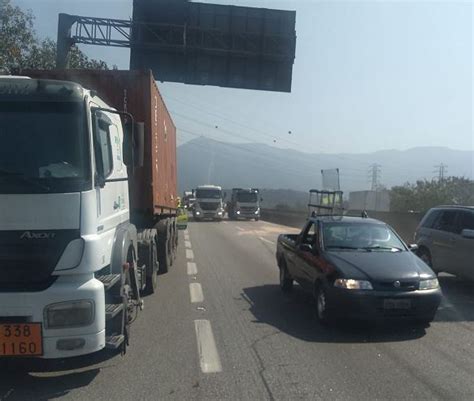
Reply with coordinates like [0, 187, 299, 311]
[260, 209, 423, 244]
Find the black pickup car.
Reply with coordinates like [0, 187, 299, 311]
[276, 216, 442, 324]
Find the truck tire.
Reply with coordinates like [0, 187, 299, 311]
[314, 284, 333, 326]
[171, 217, 178, 262]
[138, 229, 159, 295]
[156, 219, 171, 274]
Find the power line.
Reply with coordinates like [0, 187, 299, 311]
[369, 163, 382, 190]
[433, 163, 448, 181]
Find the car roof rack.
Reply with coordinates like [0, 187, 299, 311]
[308, 189, 344, 217]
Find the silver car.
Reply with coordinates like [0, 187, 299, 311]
[415, 206, 474, 280]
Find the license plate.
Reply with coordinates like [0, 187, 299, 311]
[0, 323, 43, 357]
[383, 299, 411, 310]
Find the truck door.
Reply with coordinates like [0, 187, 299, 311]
[93, 111, 129, 236]
[293, 221, 319, 290]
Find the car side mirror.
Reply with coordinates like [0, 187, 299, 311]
[408, 244, 419, 252]
[299, 244, 313, 252]
[461, 229, 474, 239]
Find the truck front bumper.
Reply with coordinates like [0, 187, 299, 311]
[0, 275, 105, 359]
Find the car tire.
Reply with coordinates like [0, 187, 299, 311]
[314, 285, 332, 325]
[279, 261, 293, 292]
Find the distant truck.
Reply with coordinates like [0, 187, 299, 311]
[227, 188, 261, 221]
[183, 191, 196, 210]
[193, 185, 225, 221]
[0, 70, 178, 359]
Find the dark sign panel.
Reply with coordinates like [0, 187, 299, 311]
[130, 0, 296, 92]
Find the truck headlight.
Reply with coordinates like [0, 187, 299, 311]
[218, 211, 223, 216]
[195, 211, 201, 215]
[419, 278, 439, 290]
[254, 210, 260, 215]
[236, 210, 241, 215]
[334, 279, 373, 290]
[45, 300, 94, 329]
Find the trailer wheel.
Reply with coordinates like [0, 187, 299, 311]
[156, 219, 171, 274]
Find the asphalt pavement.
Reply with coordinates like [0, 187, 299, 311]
[1, 219, 474, 401]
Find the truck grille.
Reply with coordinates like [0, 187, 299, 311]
[0, 230, 79, 291]
[199, 202, 219, 211]
[240, 207, 257, 213]
[373, 280, 418, 292]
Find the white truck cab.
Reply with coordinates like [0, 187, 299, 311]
[0, 76, 147, 359]
[193, 185, 225, 221]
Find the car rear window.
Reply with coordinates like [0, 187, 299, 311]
[433, 210, 459, 233]
[458, 211, 474, 231]
[421, 209, 441, 228]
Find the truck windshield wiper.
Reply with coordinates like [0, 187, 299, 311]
[363, 245, 403, 252]
[0, 169, 51, 191]
[326, 245, 361, 250]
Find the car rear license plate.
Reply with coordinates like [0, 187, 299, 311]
[0, 323, 43, 357]
[383, 299, 411, 310]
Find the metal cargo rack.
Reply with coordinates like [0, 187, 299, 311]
[307, 189, 344, 217]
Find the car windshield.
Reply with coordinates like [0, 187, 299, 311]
[323, 222, 406, 251]
[0, 101, 90, 193]
[195, 189, 222, 199]
[237, 192, 258, 203]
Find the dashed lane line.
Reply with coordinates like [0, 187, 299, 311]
[185, 240, 192, 249]
[194, 320, 223, 373]
[187, 262, 198, 276]
[186, 249, 194, 260]
[189, 283, 204, 303]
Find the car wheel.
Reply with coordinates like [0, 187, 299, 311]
[279, 261, 293, 292]
[315, 285, 332, 325]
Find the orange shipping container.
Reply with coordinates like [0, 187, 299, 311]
[23, 69, 177, 219]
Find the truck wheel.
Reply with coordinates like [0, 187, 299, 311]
[314, 284, 332, 326]
[156, 220, 171, 274]
[279, 261, 293, 292]
[145, 235, 158, 294]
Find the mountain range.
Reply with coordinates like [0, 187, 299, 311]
[177, 137, 473, 195]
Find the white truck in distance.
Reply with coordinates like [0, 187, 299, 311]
[193, 185, 225, 221]
[227, 188, 261, 221]
[0, 71, 178, 360]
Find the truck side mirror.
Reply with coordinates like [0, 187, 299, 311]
[134, 122, 144, 168]
[123, 121, 144, 168]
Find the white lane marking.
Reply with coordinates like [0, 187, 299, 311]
[184, 234, 190, 241]
[184, 229, 189, 235]
[185, 240, 192, 249]
[236, 226, 245, 231]
[189, 283, 204, 303]
[259, 236, 276, 245]
[222, 221, 228, 224]
[194, 320, 222, 373]
[186, 249, 194, 260]
[187, 262, 198, 275]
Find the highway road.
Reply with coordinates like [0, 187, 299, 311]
[1, 219, 474, 401]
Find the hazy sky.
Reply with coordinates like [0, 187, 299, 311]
[14, 0, 473, 155]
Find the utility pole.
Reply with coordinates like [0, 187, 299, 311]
[369, 164, 382, 191]
[434, 163, 448, 181]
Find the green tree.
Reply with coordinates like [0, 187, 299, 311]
[390, 177, 474, 212]
[0, 0, 108, 72]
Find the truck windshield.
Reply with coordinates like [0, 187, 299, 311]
[0, 101, 90, 194]
[237, 192, 258, 203]
[322, 223, 406, 251]
[195, 189, 222, 199]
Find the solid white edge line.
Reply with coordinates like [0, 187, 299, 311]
[236, 226, 245, 231]
[187, 262, 198, 276]
[185, 240, 192, 249]
[189, 283, 204, 303]
[259, 236, 276, 245]
[186, 249, 194, 260]
[194, 320, 222, 373]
